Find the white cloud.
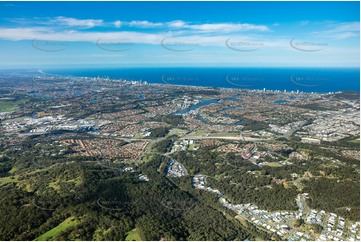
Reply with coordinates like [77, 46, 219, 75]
[313, 21, 360, 40]
[0, 27, 53, 41]
[52, 16, 104, 28]
[0, 26, 286, 49]
[332, 22, 360, 32]
[3, 16, 270, 35]
[187, 23, 269, 32]
[166, 21, 269, 33]
[168, 20, 187, 28]
[114, 20, 122, 28]
[127, 21, 163, 28]
[332, 32, 358, 40]
[109, 19, 270, 33]
[0, 27, 165, 44]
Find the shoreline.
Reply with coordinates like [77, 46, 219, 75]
[70, 74, 357, 95]
[39, 68, 360, 95]
[1, 68, 359, 95]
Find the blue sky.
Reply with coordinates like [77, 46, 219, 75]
[0, 1, 359, 68]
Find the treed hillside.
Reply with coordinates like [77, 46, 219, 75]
[0, 151, 256, 241]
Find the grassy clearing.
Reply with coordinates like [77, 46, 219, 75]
[3, 116, 30, 123]
[0, 100, 17, 112]
[168, 128, 188, 137]
[235, 215, 250, 228]
[262, 162, 283, 167]
[24, 164, 59, 176]
[23, 183, 33, 192]
[0, 175, 19, 184]
[9, 166, 19, 174]
[140, 152, 156, 163]
[195, 129, 207, 135]
[126, 228, 142, 241]
[293, 181, 305, 190]
[66, 177, 83, 186]
[209, 132, 239, 137]
[84, 115, 96, 120]
[283, 183, 292, 189]
[48, 177, 83, 191]
[348, 138, 360, 144]
[35, 217, 78, 241]
[0, 98, 29, 113]
[48, 181, 60, 191]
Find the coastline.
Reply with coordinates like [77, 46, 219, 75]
[42, 67, 360, 94]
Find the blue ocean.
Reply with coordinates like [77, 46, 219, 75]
[48, 67, 360, 93]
